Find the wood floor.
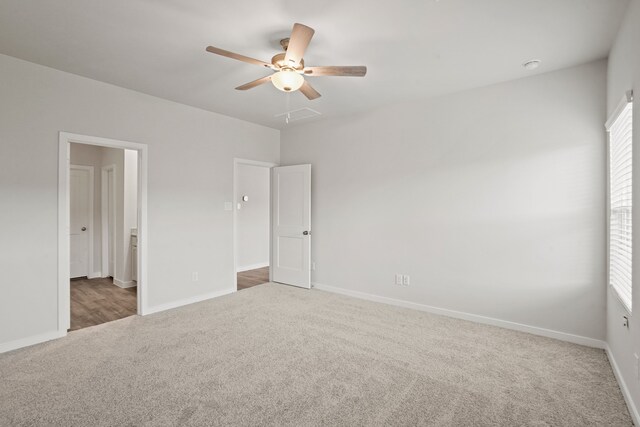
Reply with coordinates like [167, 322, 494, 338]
[70, 269, 262, 331]
[237, 266, 270, 290]
[70, 277, 137, 331]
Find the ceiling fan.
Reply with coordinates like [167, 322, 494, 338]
[205, 23, 367, 100]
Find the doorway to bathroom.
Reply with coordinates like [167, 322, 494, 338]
[59, 132, 148, 334]
[68, 143, 139, 330]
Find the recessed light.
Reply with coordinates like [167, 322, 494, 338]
[522, 59, 541, 70]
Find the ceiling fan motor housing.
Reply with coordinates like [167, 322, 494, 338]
[271, 52, 304, 71]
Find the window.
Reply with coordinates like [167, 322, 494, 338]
[608, 92, 633, 312]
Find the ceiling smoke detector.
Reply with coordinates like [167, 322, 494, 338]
[522, 59, 541, 70]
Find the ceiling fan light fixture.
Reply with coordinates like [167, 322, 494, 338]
[271, 69, 304, 92]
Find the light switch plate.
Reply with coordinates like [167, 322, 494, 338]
[224, 202, 232, 211]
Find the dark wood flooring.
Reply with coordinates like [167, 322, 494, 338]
[70, 277, 137, 331]
[237, 267, 270, 291]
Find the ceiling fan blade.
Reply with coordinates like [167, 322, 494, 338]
[235, 75, 272, 91]
[299, 81, 321, 100]
[303, 66, 367, 77]
[206, 46, 274, 69]
[284, 23, 315, 68]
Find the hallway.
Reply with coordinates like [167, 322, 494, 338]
[70, 278, 137, 331]
[237, 267, 269, 291]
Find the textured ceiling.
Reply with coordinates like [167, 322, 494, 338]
[0, 0, 629, 129]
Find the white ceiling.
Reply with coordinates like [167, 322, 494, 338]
[0, 0, 629, 129]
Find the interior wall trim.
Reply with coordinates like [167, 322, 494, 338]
[143, 287, 236, 315]
[0, 330, 66, 354]
[605, 344, 640, 426]
[312, 282, 606, 349]
[113, 279, 136, 289]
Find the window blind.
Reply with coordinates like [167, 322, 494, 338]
[608, 100, 633, 311]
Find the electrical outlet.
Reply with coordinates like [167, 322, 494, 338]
[192, 272, 199, 282]
[395, 274, 403, 285]
[403, 275, 410, 286]
[311, 262, 316, 271]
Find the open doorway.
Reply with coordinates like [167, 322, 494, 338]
[59, 132, 148, 336]
[234, 159, 277, 291]
[68, 143, 138, 330]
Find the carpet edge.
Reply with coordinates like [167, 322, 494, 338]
[606, 344, 640, 426]
[142, 287, 237, 315]
[312, 282, 606, 349]
[0, 330, 66, 354]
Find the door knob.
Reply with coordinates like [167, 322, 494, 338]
[81, 227, 87, 231]
[303, 231, 310, 235]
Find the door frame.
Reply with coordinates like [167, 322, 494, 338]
[69, 164, 95, 279]
[101, 164, 116, 278]
[233, 158, 278, 290]
[58, 132, 149, 335]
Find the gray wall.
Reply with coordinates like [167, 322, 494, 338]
[281, 60, 607, 342]
[606, 0, 640, 418]
[0, 53, 279, 346]
[236, 164, 270, 271]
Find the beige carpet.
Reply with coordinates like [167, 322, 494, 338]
[0, 283, 632, 426]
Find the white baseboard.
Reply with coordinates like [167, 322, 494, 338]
[0, 330, 66, 354]
[312, 282, 605, 349]
[605, 344, 640, 426]
[143, 288, 236, 315]
[113, 278, 136, 288]
[87, 271, 102, 279]
[1, 288, 236, 353]
[237, 262, 269, 273]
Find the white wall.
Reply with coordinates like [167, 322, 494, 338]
[236, 164, 270, 271]
[0, 53, 279, 347]
[100, 146, 126, 284]
[606, 0, 640, 419]
[281, 60, 607, 342]
[123, 149, 138, 283]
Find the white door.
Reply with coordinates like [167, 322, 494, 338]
[272, 164, 311, 288]
[70, 167, 91, 278]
